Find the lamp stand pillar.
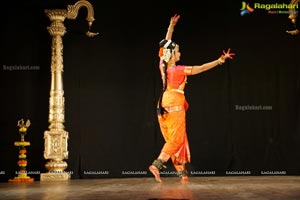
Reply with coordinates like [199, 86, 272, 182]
[40, 10, 70, 181]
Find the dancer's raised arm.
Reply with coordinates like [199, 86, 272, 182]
[165, 14, 180, 40]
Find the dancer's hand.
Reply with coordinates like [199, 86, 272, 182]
[170, 14, 180, 26]
[221, 48, 236, 60]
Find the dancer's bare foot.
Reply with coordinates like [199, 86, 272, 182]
[149, 165, 162, 183]
[181, 176, 189, 182]
[178, 169, 189, 182]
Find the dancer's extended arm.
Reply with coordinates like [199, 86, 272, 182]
[189, 48, 236, 75]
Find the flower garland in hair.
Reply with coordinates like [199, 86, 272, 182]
[162, 49, 171, 62]
[158, 47, 171, 62]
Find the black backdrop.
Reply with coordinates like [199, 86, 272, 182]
[1, 0, 300, 181]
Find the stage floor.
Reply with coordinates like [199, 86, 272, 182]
[1, 176, 300, 200]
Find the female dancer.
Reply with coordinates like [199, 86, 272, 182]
[149, 14, 236, 183]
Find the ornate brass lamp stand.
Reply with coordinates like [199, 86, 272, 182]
[9, 119, 34, 182]
[287, 0, 299, 35]
[40, 0, 98, 181]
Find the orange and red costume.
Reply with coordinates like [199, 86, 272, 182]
[158, 65, 193, 171]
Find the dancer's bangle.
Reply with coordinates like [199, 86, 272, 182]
[218, 57, 225, 65]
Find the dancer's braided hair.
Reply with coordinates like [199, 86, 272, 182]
[157, 39, 177, 116]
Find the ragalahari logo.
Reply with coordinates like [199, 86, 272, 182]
[240, 2, 255, 16]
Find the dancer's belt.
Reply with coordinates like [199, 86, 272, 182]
[164, 105, 185, 113]
[168, 88, 184, 94]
